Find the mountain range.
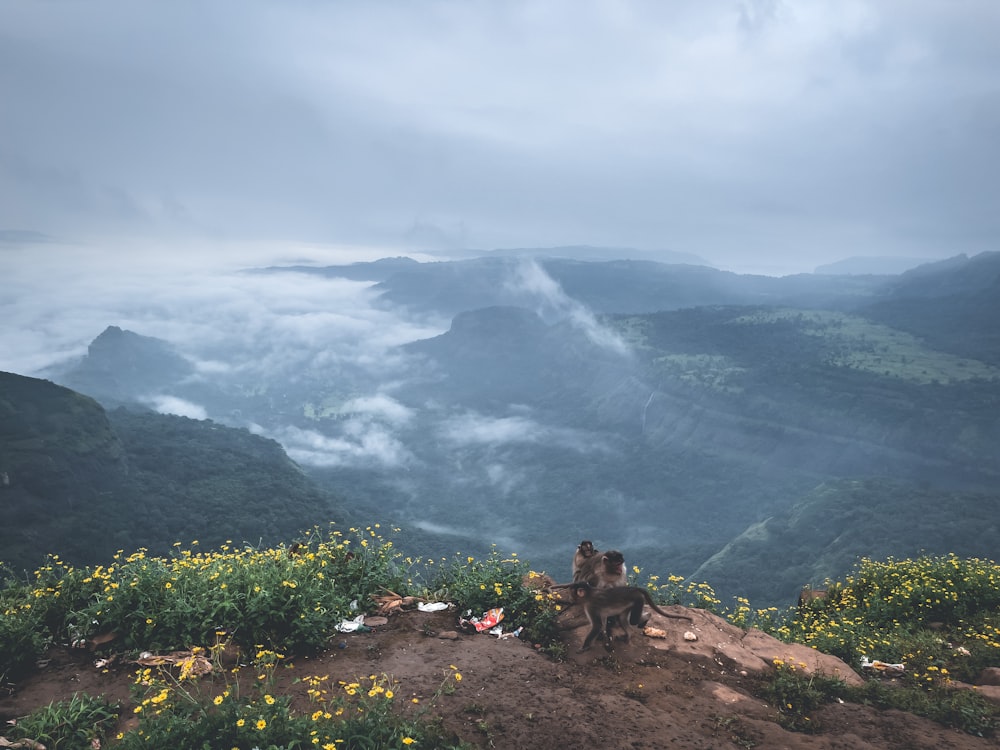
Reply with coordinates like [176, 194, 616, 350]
[5, 250, 998, 605]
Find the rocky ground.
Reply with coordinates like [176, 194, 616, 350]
[2, 604, 999, 749]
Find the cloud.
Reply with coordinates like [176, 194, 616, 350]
[506, 259, 630, 354]
[438, 410, 608, 454]
[146, 396, 208, 420]
[341, 395, 414, 425]
[1, 2, 996, 274]
[0, 243, 446, 377]
[260, 423, 414, 469]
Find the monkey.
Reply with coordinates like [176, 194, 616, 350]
[566, 582, 693, 652]
[571, 548, 629, 632]
[572, 540, 597, 579]
[573, 549, 627, 589]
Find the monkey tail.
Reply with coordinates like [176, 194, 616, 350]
[643, 591, 694, 622]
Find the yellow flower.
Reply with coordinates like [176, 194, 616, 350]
[454, 673, 462, 681]
[402, 739, 415, 746]
[256, 718, 267, 730]
[214, 695, 224, 705]
[264, 694, 276, 705]
[236, 719, 245, 727]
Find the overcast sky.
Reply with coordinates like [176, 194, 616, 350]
[2, 0, 999, 274]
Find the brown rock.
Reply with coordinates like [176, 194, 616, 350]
[642, 609, 864, 686]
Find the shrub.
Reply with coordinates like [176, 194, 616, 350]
[4, 692, 118, 749]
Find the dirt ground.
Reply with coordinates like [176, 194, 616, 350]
[2, 606, 999, 750]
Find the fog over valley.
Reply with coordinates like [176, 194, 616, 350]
[2, 1, 999, 605]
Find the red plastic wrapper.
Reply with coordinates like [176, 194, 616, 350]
[473, 607, 504, 632]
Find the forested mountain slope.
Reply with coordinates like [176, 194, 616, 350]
[0, 372, 341, 573]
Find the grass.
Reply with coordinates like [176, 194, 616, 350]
[731, 309, 1000, 384]
[3, 692, 118, 749]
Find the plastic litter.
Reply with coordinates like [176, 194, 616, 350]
[335, 614, 372, 633]
[859, 657, 905, 676]
[496, 626, 523, 640]
[459, 607, 504, 633]
[417, 601, 450, 612]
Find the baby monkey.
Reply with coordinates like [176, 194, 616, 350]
[574, 548, 627, 588]
[572, 540, 597, 579]
[564, 582, 693, 652]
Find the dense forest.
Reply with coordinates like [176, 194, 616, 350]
[0, 372, 341, 573]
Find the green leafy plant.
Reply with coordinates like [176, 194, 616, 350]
[755, 660, 848, 732]
[0, 581, 50, 683]
[5, 524, 413, 668]
[5, 692, 118, 749]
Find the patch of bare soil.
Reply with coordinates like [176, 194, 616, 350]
[2, 607, 998, 749]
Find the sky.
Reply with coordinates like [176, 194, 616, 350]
[2, 0, 999, 276]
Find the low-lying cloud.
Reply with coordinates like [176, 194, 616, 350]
[438, 410, 608, 454]
[261, 422, 414, 469]
[145, 395, 209, 420]
[507, 259, 630, 355]
[0, 243, 445, 380]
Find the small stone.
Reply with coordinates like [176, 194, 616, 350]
[683, 631, 698, 642]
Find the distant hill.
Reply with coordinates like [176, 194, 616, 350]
[814, 256, 934, 275]
[252, 256, 421, 282]
[257, 255, 891, 319]
[365, 257, 890, 318]
[691, 479, 1000, 603]
[0, 372, 342, 572]
[58, 325, 194, 404]
[475, 244, 710, 265]
[862, 252, 1000, 365]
